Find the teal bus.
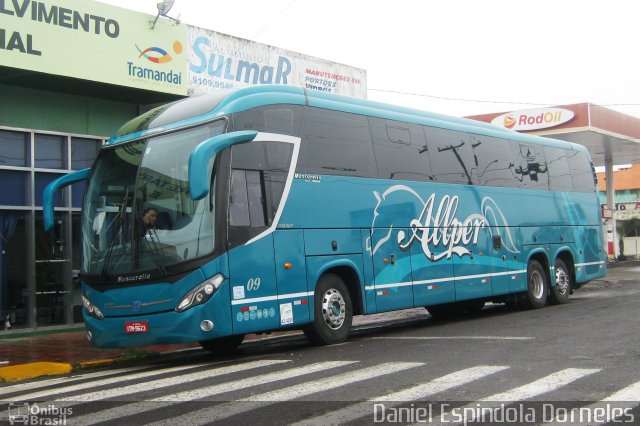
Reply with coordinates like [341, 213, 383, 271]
[43, 85, 606, 353]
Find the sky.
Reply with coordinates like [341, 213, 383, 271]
[97, 0, 640, 119]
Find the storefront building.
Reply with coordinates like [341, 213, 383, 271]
[0, 0, 366, 329]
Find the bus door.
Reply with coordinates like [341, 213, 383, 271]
[226, 133, 300, 334]
[370, 228, 414, 312]
[490, 227, 525, 295]
[453, 227, 493, 301]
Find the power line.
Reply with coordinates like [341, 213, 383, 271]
[368, 88, 640, 108]
[251, 0, 297, 39]
[368, 88, 551, 107]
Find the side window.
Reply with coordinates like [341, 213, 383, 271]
[425, 127, 476, 185]
[229, 140, 294, 228]
[469, 134, 518, 188]
[544, 146, 573, 192]
[510, 143, 549, 190]
[232, 105, 302, 136]
[568, 150, 596, 193]
[299, 107, 377, 178]
[370, 118, 433, 181]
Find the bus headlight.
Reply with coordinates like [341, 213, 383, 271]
[82, 295, 104, 320]
[176, 274, 225, 313]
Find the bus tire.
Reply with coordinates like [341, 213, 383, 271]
[304, 273, 353, 346]
[520, 260, 548, 309]
[199, 334, 245, 355]
[549, 258, 571, 305]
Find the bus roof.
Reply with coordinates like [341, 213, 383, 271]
[109, 85, 589, 154]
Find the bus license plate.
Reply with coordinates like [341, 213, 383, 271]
[125, 321, 149, 333]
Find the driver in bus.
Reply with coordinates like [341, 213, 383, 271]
[142, 207, 158, 232]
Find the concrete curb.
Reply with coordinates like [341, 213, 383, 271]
[0, 362, 73, 382]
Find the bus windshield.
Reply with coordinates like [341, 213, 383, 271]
[82, 120, 226, 278]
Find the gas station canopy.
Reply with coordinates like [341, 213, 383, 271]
[466, 103, 640, 168]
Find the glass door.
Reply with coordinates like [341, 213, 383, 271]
[35, 213, 70, 326]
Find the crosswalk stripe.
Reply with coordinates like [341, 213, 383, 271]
[162, 361, 425, 425]
[426, 368, 601, 426]
[71, 360, 356, 425]
[11, 363, 211, 402]
[292, 365, 509, 426]
[545, 380, 640, 425]
[480, 368, 601, 402]
[602, 380, 640, 401]
[0, 365, 144, 398]
[10, 359, 268, 402]
[59, 359, 289, 402]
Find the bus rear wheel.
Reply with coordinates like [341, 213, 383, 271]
[199, 334, 245, 355]
[549, 258, 571, 305]
[520, 260, 548, 309]
[304, 273, 353, 346]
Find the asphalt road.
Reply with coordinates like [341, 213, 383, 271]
[2, 265, 639, 425]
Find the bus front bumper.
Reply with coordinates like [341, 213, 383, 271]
[84, 301, 233, 348]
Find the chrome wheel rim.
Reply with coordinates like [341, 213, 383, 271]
[555, 267, 570, 295]
[530, 269, 545, 300]
[321, 288, 346, 330]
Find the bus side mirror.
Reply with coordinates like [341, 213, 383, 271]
[188, 130, 258, 200]
[43, 168, 91, 232]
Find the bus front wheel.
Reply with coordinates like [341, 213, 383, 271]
[199, 334, 245, 355]
[549, 258, 571, 305]
[520, 260, 548, 309]
[304, 273, 353, 346]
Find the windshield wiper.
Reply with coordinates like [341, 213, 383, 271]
[139, 222, 167, 276]
[100, 190, 131, 282]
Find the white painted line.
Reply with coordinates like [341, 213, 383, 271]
[481, 368, 601, 402]
[10, 361, 231, 402]
[426, 368, 601, 426]
[292, 365, 509, 425]
[74, 361, 356, 425]
[602, 380, 640, 401]
[0, 365, 144, 397]
[545, 380, 640, 425]
[369, 336, 535, 341]
[155, 362, 424, 426]
[59, 359, 289, 402]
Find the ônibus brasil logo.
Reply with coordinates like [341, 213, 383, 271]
[135, 40, 183, 64]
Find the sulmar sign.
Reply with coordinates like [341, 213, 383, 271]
[491, 108, 575, 131]
[188, 27, 367, 98]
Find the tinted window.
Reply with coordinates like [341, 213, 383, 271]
[0, 170, 28, 205]
[71, 137, 101, 170]
[232, 105, 302, 136]
[568, 150, 596, 192]
[425, 127, 476, 185]
[545, 146, 573, 192]
[35, 134, 65, 169]
[299, 108, 377, 178]
[0, 130, 28, 167]
[116, 92, 229, 136]
[469, 134, 518, 188]
[511, 143, 549, 190]
[229, 140, 294, 227]
[370, 118, 433, 181]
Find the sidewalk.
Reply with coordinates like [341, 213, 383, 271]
[0, 327, 203, 382]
